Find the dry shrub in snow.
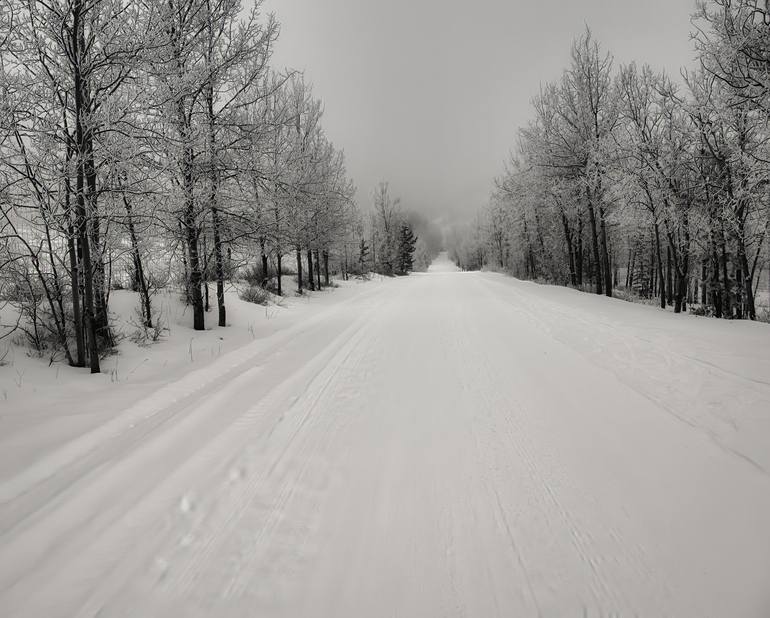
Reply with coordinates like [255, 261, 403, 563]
[239, 286, 272, 306]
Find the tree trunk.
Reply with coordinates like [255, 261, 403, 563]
[680, 212, 691, 313]
[202, 234, 210, 313]
[576, 209, 584, 286]
[75, 158, 99, 371]
[260, 239, 269, 287]
[84, 133, 111, 349]
[710, 240, 723, 318]
[211, 206, 226, 327]
[666, 246, 673, 306]
[654, 223, 665, 310]
[671, 225, 690, 315]
[586, 189, 602, 295]
[296, 247, 303, 294]
[561, 213, 576, 286]
[65, 184, 86, 367]
[599, 205, 612, 297]
[274, 198, 283, 296]
[719, 221, 731, 317]
[649, 238, 656, 299]
[533, 208, 548, 277]
[737, 238, 756, 320]
[123, 192, 152, 327]
[307, 248, 315, 291]
[184, 205, 205, 330]
[72, 1, 100, 373]
[676, 263, 688, 314]
[204, 68, 226, 328]
[60, 107, 86, 366]
[323, 249, 330, 286]
[177, 95, 205, 331]
[625, 242, 632, 289]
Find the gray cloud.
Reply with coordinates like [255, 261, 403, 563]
[263, 0, 696, 223]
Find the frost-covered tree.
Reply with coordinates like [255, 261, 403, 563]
[0, 0, 364, 370]
[0, 0, 159, 371]
[463, 7, 768, 320]
[371, 182, 401, 275]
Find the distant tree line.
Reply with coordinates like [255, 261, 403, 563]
[450, 0, 770, 321]
[349, 182, 440, 278]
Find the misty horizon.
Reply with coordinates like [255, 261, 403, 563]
[264, 0, 696, 226]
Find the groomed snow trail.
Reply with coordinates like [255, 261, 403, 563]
[2, 254, 770, 617]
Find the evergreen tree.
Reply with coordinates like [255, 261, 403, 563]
[358, 238, 370, 273]
[396, 223, 417, 275]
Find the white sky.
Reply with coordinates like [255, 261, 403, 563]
[261, 0, 697, 224]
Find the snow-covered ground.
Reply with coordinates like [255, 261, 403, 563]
[0, 277, 380, 477]
[1, 253, 769, 617]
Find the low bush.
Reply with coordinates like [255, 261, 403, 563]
[239, 285, 271, 306]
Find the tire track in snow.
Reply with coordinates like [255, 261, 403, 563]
[479, 274, 770, 477]
[0, 284, 393, 617]
[449, 295, 547, 616]
[72, 282, 400, 616]
[0, 281, 389, 520]
[183, 307, 386, 602]
[456, 275, 669, 615]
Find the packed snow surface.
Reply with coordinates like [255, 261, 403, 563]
[1, 253, 770, 617]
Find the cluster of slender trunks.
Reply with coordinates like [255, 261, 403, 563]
[502, 187, 762, 321]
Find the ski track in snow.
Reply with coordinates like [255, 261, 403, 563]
[1, 254, 770, 617]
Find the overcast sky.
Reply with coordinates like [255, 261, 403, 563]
[261, 0, 697, 225]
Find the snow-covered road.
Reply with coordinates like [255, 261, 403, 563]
[2, 256, 770, 617]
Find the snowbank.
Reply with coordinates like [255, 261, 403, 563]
[0, 278, 379, 480]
